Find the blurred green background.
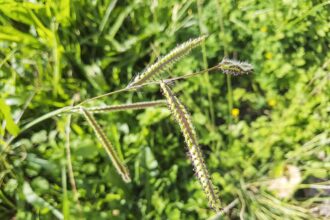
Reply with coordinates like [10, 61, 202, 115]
[0, 0, 329, 219]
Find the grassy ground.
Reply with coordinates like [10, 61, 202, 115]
[0, 0, 329, 219]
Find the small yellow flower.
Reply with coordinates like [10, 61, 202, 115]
[265, 52, 273, 60]
[268, 99, 277, 107]
[260, 26, 267, 33]
[231, 108, 240, 118]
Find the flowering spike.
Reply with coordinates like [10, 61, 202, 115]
[71, 100, 166, 114]
[160, 82, 221, 211]
[80, 107, 131, 183]
[218, 58, 253, 75]
[127, 35, 207, 88]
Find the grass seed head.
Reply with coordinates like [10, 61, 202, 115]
[218, 58, 253, 75]
[127, 35, 207, 88]
[80, 107, 131, 183]
[160, 82, 221, 211]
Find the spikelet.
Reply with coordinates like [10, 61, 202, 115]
[127, 35, 207, 88]
[71, 100, 166, 114]
[218, 58, 253, 75]
[80, 107, 131, 183]
[160, 82, 221, 212]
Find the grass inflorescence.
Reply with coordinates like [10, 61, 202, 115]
[160, 82, 222, 211]
[127, 35, 207, 88]
[80, 107, 131, 183]
[6, 34, 253, 214]
[218, 58, 253, 75]
[71, 100, 167, 114]
[3, 1, 329, 219]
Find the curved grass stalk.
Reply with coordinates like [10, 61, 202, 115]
[8, 62, 250, 147]
[160, 82, 221, 212]
[80, 107, 131, 183]
[80, 59, 253, 106]
[78, 65, 218, 105]
[127, 35, 207, 88]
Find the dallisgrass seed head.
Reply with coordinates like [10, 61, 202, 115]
[127, 35, 207, 88]
[218, 58, 253, 75]
[160, 82, 222, 212]
[80, 107, 131, 183]
[71, 100, 166, 114]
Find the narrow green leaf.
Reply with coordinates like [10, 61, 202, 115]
[0, 98, 20, 136]
[23, 182, 64, 220]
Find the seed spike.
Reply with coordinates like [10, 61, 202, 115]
[218, 58, 253, 75]
[71, 100, 166, 114]
[80, 107, 131, 183]
[127, 35, 207, 88]
[160, 82, 221, 211]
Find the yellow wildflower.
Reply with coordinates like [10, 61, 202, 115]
[268, 99, 277, 107]
[265, 52, 273, 60]
[260, 26, 267, 33]
[231, 108, 240, 118]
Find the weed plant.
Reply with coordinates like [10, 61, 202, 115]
[0, 1, 329, 219]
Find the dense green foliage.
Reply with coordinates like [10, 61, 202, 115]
[0, 0, 329, 219]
